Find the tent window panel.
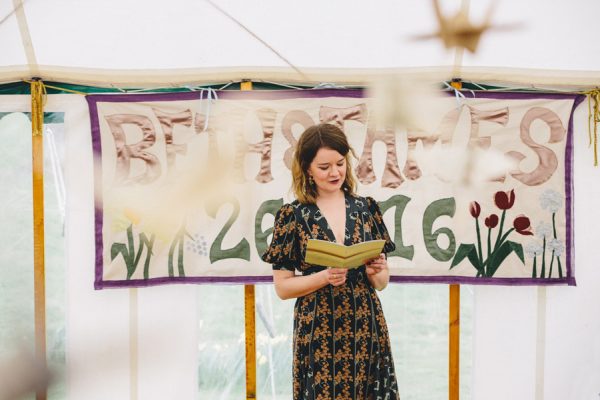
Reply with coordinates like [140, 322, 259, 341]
[0, 114, 66, 400]
[0, 112, 35, 400]
[378, 285, 473, 400]
[460, 287, 474, 400]
[246, 283, 473, 400]
[255, 285, 294, 400]
[197, 285, 246, 399]
[44, 122, 67, 400]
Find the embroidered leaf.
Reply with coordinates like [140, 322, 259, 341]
[111, 243, 129, 263]
[467, 248, 483, 275]
[110, 225, 148, 280]
[450, 243, 476, 269]
[488, 240, 525, 277]
[509, 241, 525, 264]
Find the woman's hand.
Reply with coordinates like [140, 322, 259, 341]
[366, 253, 387, 275]
[366, 253, 390, 291]
[323, 267, 348, 286]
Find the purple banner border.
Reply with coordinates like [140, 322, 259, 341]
[87, 89, 584, 289]
[86, 96, 106, 288]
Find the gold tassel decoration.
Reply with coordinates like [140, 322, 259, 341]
[584, 89, 600, 166]
[30, 79, 46, 137]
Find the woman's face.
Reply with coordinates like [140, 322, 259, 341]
[308, 147, 347, 195]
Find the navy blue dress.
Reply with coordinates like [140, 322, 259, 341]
[262, 191, 400, 400]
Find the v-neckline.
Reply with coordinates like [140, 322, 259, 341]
[314, 191, 350, 245]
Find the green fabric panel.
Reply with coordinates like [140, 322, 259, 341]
[0, 80, 523, 95]
[0, 80, 314, 95]
[0, 81, 31, 95]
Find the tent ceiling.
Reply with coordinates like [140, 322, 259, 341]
[1, 0, 599, 87]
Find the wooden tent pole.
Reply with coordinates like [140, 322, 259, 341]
[448, 0, 468, 390]
[31, 78, 47, 400]
[448, 79, 462, 400]
[241, 80, 257, 400]
[449, 284, 460, 400]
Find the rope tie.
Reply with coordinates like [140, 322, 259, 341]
[443, 81, 475, 108]
[583, 89, 600, 166]
[199, 88, 218, 132]
[29, 79, 46, 137]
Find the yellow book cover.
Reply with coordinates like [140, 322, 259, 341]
[305, 239, 386, 269]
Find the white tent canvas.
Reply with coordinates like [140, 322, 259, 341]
[1, 0, 600, 86]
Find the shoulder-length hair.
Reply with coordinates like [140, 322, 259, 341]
[291, 123, 358, 204]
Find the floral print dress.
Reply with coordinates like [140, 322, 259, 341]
[262, 191, 400, 400]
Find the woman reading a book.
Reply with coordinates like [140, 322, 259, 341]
[262, 123, 400, 400]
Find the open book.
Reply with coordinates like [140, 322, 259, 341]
[305, 239, 386, 269]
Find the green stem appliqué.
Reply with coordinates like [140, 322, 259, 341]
[552, 212, 564, 278]
[168, 223, 191, 278]
[540, 237, 547, 278]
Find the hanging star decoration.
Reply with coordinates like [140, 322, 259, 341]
[412, 0, 522, 53]
[369, 76, 445, 133]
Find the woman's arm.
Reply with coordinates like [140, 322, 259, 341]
[366, 254, 390, 291]
[273, 268, 348, 300]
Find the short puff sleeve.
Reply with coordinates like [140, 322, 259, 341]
[366, 196, 396, 254]
[261, 204, 300, 272]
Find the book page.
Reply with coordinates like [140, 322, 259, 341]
[305, 239, 385, 269]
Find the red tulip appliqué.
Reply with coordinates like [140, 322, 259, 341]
[451, 189, 530, 277]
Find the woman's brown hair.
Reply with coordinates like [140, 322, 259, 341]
[291, 123, 358, 204]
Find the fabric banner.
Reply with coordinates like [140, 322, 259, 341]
[87, 89, 582, 289]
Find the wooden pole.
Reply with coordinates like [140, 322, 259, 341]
[449, 64, 463, 400]
[241, 80, 257, 400]
[244, 284, 257, 400]
[449, 284, 460, 400]
[31, 78, 47, 400]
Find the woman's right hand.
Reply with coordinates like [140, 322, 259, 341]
[273, 267, 348, 300]
[323, 267, 347, 286]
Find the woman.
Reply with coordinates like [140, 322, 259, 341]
[261, 123, 400, 400]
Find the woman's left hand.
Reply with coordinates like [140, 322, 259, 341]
[366, 253, 387, 275]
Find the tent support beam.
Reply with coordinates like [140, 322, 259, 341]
[12, 0, 39, 77]
[31, 78, 47, 400]
[242, 80, 257, 400]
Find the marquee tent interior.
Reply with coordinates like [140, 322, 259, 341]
[0, 0, 599, 399]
